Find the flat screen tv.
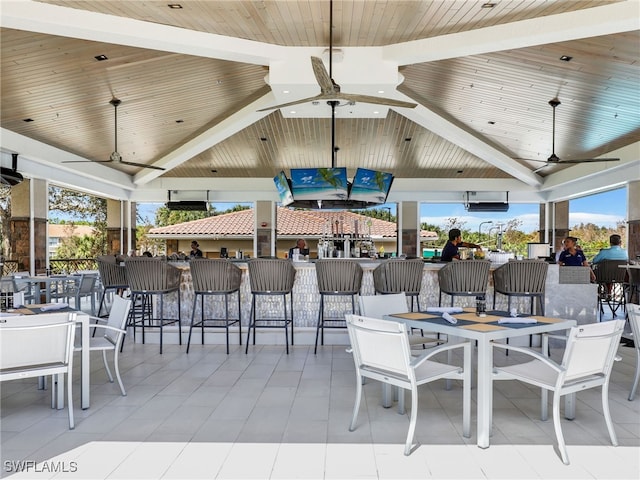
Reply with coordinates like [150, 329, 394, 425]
[348, 168, 394, 204]
[273, 171, 294, 206]
[290, 167, 349, 201]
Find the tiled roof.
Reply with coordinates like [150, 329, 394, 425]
[149, 207, 437, 239]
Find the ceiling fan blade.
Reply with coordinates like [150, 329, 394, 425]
[311, 56, 336, 95]
[62, 159, 113, 164]
[257, 94, 326, 112]
[336, 93, 417, 109]
[556, 158, 620, 164]
[119, 160, 166, 171]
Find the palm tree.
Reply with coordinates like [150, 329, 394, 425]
[315, 168, 345, 188]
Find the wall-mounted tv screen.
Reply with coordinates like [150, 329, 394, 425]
[290, 167, 349, 201]
[348, 168, 394, 204]
[273, 171, 294, 206]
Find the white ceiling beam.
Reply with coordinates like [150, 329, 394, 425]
[133, 88, 276, 185]
[386, 1, 640, 66]
[393, 93, 542, 187]
[0, 0, 285, 65]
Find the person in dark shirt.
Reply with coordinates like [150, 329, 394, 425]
[557, 236, 588, 266]
[189, 241, 203, 259]
[441, 228, 481, 262]
[288, 238, 308, 259]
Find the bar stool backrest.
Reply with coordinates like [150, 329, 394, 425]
[438, 259, 491, 295]
[316, 259, 363, 294]
[247, 258, 295, 294]
[125, 258, 182, 292]
[593, 260, 628, 284]
[493, 260, 548, 295]
[373, 259, 424, 295]
[97, 259, 128, 289]
[190, 259, 242, 294]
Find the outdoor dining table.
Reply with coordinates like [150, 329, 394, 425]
[0, 304, 91, 409]
[12, 274, 79, 304]
[385, 308, 576, 449]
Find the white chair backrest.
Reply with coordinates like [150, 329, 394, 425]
[104, 295, 132, 344]
[561, 319, 624, 382]
[358, 293, 409, 319]
[0, 313, 75, 371]
[346, 314, 412, 379]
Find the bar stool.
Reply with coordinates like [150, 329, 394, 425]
[492, 259, 548, 315]
[96, 258, 128, 317]
[125, 258, 182, 354]
[245, 258, 296, 354]
[187, 259, 242, 354]
[373, 258, 424, 311]
[315, 259, 363, 354]
[593, 259, 628, 320]
[438, 259, 491, 307]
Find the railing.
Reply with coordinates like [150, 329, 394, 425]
[49, 259, 98, 274]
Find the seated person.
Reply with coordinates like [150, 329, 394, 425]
[441, 228, 481, 262]
[591, 234, 628, 264]
[288, 238, 308, 259]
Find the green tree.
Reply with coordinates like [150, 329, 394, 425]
[154, 207, 211, 227]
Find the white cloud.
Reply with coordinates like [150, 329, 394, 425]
[569, 212, 625, 229]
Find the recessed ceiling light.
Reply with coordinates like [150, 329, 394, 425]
[377, 90, 385, 94]
[373, 111, 379, 115]
[168, 4, 183, 9]
[488, 121, 496, 125]
[94, 54, 108, 61]
[404, 137, 412, 142]
[210, 169, 217, 173]
[289, 110, 296, 114]
[260, 137, 267, 142]
[175, 119, 184, 123]
[457, 170, 464, 174]
[481, 2, 496, 8]
[559, 55, 573, 62]
[23, 118, 34, 122]
[282, 90, 290, 94]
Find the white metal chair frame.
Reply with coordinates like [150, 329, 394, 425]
[81, 295, 132, 396]
[493, 319, 625, 464]
[0, 314, 77, 429]
[626, 304, 640, 401]
[346, 314, 470, 456]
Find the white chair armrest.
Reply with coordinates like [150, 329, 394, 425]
[90, 324, 126, 335]
[410, 341, 470, 368]
[492, 342, 563, 373]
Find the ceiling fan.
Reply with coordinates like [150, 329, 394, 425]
[523, 98, 619, 173]
[1, 153, 24, 186]
[63, 98, 165, 171]
[258, 0, 417, 113]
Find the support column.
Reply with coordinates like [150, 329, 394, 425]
[106, 199, 130, 256]
[399, 201, 418, 257]
[541, 201, 570, 256]
[9, 179, 47, 274]
[255, 200, 273, 258]
[628, 180, 640, 261]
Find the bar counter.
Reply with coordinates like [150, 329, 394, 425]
[162, 260, 597, 331]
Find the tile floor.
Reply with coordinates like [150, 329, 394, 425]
[1, 309, 639, 480]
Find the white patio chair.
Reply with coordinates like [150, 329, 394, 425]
[0, 313, 76, 429]
[493, 319, 625, 464]
[79, 295, 132, 395]
[626, 304, 640, 401]
[346, 314, 470, 455]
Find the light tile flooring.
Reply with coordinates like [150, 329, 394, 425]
[2, 314, 639, 479]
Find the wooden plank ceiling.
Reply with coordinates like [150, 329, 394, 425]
[1, 0, 638, 187]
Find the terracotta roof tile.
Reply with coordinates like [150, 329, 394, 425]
[149, 207, 437, 239]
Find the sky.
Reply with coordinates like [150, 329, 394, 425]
[133, 187, 627, 234]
